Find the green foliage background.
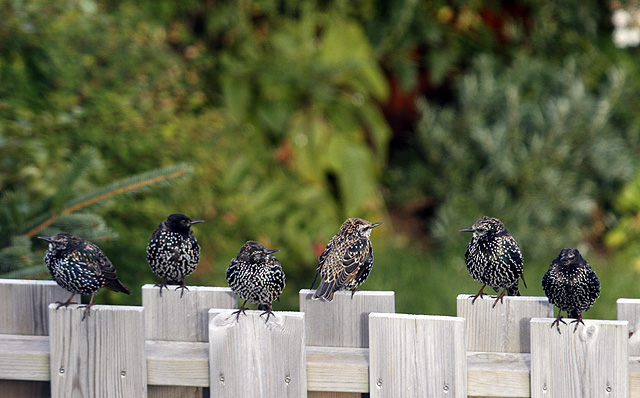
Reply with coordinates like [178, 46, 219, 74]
[2, 0, 640, 319]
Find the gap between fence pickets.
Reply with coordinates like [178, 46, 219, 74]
[4, 333, 640, 396]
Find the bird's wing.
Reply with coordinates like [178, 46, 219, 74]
[67, 244, 107, 276]
[322, 237, 368, 289]
[586, 268, 601, 302]
[311, 238, 333, 290]
[73, 242, 130, 294]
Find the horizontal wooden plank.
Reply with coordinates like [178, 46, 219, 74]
[0, 335, 49, 381]
[306, 346, 368, 392]
[467, 352, 530, 398]
[0, 334, 638, 396]
[146, 340, 209, 387]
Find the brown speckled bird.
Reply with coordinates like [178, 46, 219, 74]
[311, 218, 382, 301]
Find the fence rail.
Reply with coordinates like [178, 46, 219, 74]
[0, 279, 638, 397]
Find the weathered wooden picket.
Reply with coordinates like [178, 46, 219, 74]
[0, 278, 637, 397]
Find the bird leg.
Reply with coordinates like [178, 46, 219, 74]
[470, 285, 487, 304]
[492, 288, 508, 308]
[78, 293, 96, 321]
[259, 304, 276, 323]
[55, 293, 77, 309]
[154, 278, 170, 296]
[550, 311, 567, 334]
[569, 312, 585, 333]
[175, 280, 189, 298]
[350, 288, 359, 299]
[232, 300, 249, 321]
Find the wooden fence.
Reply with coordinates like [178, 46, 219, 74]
[0, 278, 638, 397]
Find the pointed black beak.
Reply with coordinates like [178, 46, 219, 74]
[190, 219, 205, 226]
[266, 248, 279, 253]
[37, 236, 54, 243]
[459, 227, 474, 233]
[371, 222, 383, 228]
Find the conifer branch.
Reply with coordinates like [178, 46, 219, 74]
[24, 165, 191, 238]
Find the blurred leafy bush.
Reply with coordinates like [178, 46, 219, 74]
[3, 0, 640, 319]
[386, 54, 637, 264]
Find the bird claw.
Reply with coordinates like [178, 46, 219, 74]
[77, 304, 94, 321]
[155, 281, 169, 296]
[55, 300, 78, 309]
[232, 300, 249, 321]
[550, 315, 567, 334]
[259, 310, 276, 323]
[175, 284, 189, 298]
[569, 316, 585, 333]
[471, 285, 487, 304]
[491, 289, 507, 308]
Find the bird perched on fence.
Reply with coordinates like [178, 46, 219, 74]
[460, 216, 526, 307]
[311, 218, 383, 302]
[542, 248, 600, 333]
[146, 213, 204, 297]
[226, 241, 285, 321]
[39, 233, 130, 320]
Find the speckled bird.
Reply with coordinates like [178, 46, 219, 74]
[39, 233, 130, 320]
[226, 241, 285, 321]
[147, 213, 204, 297]
[460, 216, 526, 307]
[542, 248, 600, 333]
[311, 218, 383, 302]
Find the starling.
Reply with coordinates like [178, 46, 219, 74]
[460, 216, 526, 307]
[38, 233, 130, 320]
[542, 248, 600, 333]
[311, 218, 383, 302]
[146, 213, 204, 297]
[226, 241, 285, 321]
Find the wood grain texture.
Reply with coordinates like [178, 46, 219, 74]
[146, 341, 209, 387]
[630, 356, 640, 398]
[143, 284, 236, 398]
[301, 289, 393, 398]
[369, 313, 467, 398]
[209, 309, 307, 398]
[616, 298, 640, 356]
[457, 295, 553, 353]
[0, 335, 49, 382]
[142, 284, 237, 342]
[306, 347, 368, 393]
[530, 318, 628, 398]
[49, 304, 146, 398]
[0, 279, 69, 397]
[467, 351, 530, 397]
[0, 279, 70, 335]
[299, 289, 394, 348]
[5, 332, 640, 396]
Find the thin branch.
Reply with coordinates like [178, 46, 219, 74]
[24, 168, 189, 238]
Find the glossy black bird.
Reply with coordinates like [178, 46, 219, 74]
[226, 241, 285, 321]
[147, 213, 204, 297]
[542, 248, 600, 333]
[460, 216, 526, 307]
[311, 218, 383, 302]
[39, 233, 130, 320]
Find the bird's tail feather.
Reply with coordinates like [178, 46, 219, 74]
[105, 278, 131, 295]
[506, 283, 521, 297]
[312, 280, 336, 302]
